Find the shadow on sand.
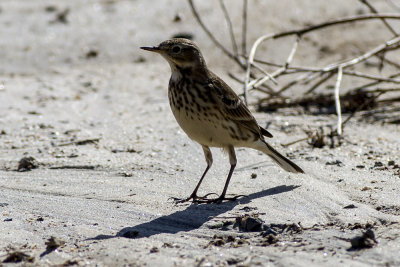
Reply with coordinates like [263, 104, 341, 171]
[89, 185, 300, 240]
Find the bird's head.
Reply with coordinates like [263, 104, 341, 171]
[141, 38, 206, 72]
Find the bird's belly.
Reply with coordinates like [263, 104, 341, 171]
[171, 107, 250, 147]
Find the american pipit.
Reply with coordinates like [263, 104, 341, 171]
[141, 38, 304, 203]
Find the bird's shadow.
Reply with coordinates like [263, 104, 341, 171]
[88, 185, 300, 240]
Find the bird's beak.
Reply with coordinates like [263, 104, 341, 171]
[140, 46, 161, 53]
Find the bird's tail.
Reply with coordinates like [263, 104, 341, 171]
[258, 141, 304, 173]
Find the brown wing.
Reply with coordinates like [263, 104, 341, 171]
[208, 71, 273, 138]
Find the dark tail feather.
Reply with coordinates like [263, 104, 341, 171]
[260, 127, 273, 138]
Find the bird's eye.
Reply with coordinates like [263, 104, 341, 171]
[172, 46, 181, 53]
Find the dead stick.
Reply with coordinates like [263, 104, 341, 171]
[346, 72, 400, 92]
[247, 36, 300, 91]
[359, 0, 398, 36]
[187, 0, 244, 68]
[305, 72, 335, 95]
[343, 70, 400, 83]
[282, 137, 309, 147]
[271, 14, 400, 39]
[323, 36, 400, 72]
[241, 0, 248, 55]
[341, 91, 385, 130]
[56, 138, 100, 147]
[219, 0, 239, 59]
[334, 66, 343, 136]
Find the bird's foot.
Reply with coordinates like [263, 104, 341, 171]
[194, 194, 246, 204]
[170, 193, 218, 204]
[171, 193, 246, 204]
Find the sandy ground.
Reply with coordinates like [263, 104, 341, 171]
[1, 0, 400, 266]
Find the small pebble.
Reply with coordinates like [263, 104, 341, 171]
[45, 236, 65, 251]
[150, 247, 159, 253]
[374, 161, 383, 167]
[173, 13, 183, 22]
[17, 156, 38, 172]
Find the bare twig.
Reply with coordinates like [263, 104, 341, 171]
[274, 72, 319, 97]
[281, 137, 309, 148]
[49, 165, 97, 170]
[367, 87, 400, 93]
[323, 36, 400, 71]
[244, 14, 400, 81]
[378, 96, 400, 103]
[187, 0, 244, 67]
[241, 0, 248, 55]
[247, 35, 400, 97]
[342, 70, 400, 83]
[229, 72, 276, 95]
[270, 14, 400, 39]
[359, 0, 398, 36]
[334, 66, 343, 136]
[380, 56, 400, 69]
[285, 35, 300, 68]
[341, 91, 385, 130]
[346, 72, 400, 92]
[190, 3, 400, 144]
[219, 0, 239, 59]
[55, 138, 100, 147]
[246, 36, 300, 92]
[250, 62, 278, 84]
[305, 72, 335, 94]
[244, 32, 275, 104]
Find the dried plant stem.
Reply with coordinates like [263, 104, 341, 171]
[323, 36, 400, 72]
[190, 2, 400, 144]
[219, 0, 239, 59]
[334, 66, 343, 136]
[342, 71, 400, 83]
[282, 137, 309, 148]
[248, 37, 400, 94]
[305, 72, 335, 94]
[367, 87, 400, 93]
[187, 0, 244, 68]
[270, 14, 400, 39]
[244, 32, 274, 105]
[346, 72, 400, 92]
[250, 62, 278, 85]
[341, 91, 385, 130]
[246, 36, 299, 93]
[241, 0, 248, 56]
[381, 57, 400, 69]
[359, 0, 398, 36]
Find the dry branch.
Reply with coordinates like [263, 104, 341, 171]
[187, 0, 244, 68]
[359, 0, 398, 36]
[241, 0, 248, 55]
[219, 0, 239, 59]
[334, 66, 343, 136]
[188, 1, 400, 147]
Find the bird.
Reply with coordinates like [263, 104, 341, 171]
[141, 38, 304, 203]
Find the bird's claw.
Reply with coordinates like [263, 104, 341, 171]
[194, 194, 246, 203]
[169, 193, 218, 204]
[170, 193, 246, 204]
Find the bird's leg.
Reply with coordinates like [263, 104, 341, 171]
[196, 145, 245, 204]
[172, 146, 215, 203]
